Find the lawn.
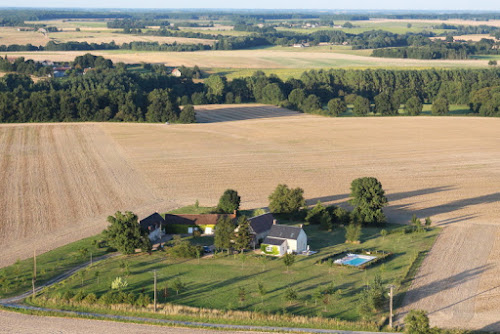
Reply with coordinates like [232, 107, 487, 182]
[0, 234, 111, 298]
[37, 221, 439, 323]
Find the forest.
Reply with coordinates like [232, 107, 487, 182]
[1, 54, 500, 123]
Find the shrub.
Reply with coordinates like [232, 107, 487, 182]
[72, 289, 86, 302]
[61, 290, 75, 301]
[83, 292, 97, 304]
[345, 223, 362, 243]
[135, 293, 151, 307]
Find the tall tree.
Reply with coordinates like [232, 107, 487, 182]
[234, 216, 252, 252]
[268, 184, 305, 215]
[217, 189, 241, 213]
[431, 97, 449, 115]
[103, 211, 150, 254]
[349, 177, 388, 224]
[405, 96, 423, 116]
[214, 215, 235, 252]
[327, 98, 347, 116]
[178, 104, 196, 123]
[353, 96, 371, 116]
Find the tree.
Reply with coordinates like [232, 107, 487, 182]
[431, 97, 449, 115]
[405, 310, 431, 334]
[374, 92, 397, 115]
[268, 184, 305, 215]
[214, 215, 235, 252]
[282, 253, 295, 272]
[288, 88, 306, 110]
[320, 211, 333, 231]
[94, 270, 100, 285]
[345, 222, 362, 243]
[327, 98, 347, 116]
[172, 278, 186, 295]
[305, 201, 326, 225]
[217, 189, 240, 213]
[424, 217, 432, 227]
[301, 94, 322, 113]
[238, 286, 247, 304]
[349, 177, 388, 224]
[353, 96, 371, 116]
[146, 89, 179, 122]
[405, 96, 423, 116]
[103, 211, 150, 254]
[261, 83, 285, 104]
[257, 282, 266, 303]
[235, 216, 252, 252]
[205, 75, 226, 103]
[284, 286, 298, 304]
[489, 60, 498, 66]
[380, 229, 388, 240]
[178, 104, 196, 123]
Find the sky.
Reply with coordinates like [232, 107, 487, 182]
[1, 0, 498, 11]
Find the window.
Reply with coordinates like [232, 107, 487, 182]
[266, 246, 273, 253]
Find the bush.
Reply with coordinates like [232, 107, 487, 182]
[135, 293, 151, 307]
[61, 290, 75, 301]
[99, 291, 117, 305]
[72, 289, 87, 302]
[83, 292, 97, 304]
[169, 241, 201, 258]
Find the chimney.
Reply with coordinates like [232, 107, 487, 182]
[273, 219, 277, 225]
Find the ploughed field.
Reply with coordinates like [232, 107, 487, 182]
[1, 105, 500, 330]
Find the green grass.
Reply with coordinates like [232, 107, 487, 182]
[166, 205, 215, 215]
[37, 222, 439, 323]
[0, 234, 111, 298]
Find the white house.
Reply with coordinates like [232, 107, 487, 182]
[261, 224, 307, 256]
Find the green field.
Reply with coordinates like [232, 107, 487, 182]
[0, 235, 111, 298]
[36, 220, 439, 323]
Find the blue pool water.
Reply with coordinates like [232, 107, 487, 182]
[343, 257, 372, 266]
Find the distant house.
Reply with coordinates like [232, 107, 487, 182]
[164, 211, 237, 235]
[293, 43, 310, 48]
[236, 213, 275, 248]
[140, 212, 165, 242]
[171, 68, 182, 77]
[261, 224, 307, 256]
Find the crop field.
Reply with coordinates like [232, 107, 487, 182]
[0, 27, 214, 47]
[0, 124, 172, 268]
[3, 48, 491, 70]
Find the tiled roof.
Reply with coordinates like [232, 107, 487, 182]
[267, 225, 303, 240]
[248, 213, 274, 234]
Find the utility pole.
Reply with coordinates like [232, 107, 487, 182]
[153, 270, 157, 312]
[32, 249, 37, 298]
[387, 284, 395, 329]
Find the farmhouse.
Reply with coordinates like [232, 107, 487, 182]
[171, 68, 183, 77]
[164, 211, 237, 235]
[235, 213, 275, 248]
[139, 212, 165, 242]
[261, 224, 307, 256]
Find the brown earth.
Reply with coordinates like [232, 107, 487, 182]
[0, 310, 280, 334]
[0, 124, 175, 268]
[1, 107, 500, 330]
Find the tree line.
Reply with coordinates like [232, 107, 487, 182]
[2, 56, 500, 123]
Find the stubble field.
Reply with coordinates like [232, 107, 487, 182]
[0, 123, 173, 268]
[1, 105, 500, 330]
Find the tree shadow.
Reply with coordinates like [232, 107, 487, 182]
[195, 105, 300, 123]
[401, 264, 492, 307]
[480, 321, 500, 333]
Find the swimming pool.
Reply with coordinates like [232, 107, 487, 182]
[334, 253, 376, 267]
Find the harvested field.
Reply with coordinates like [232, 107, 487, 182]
[367, 18, 500, 28]
[100, 110, 500, 331]
[2, 48, 491, 69]
[195, 104, 300, 123]
[0, 310, 280, 334]
[0, 124, 174, 268]
[0, 27, 214, 47]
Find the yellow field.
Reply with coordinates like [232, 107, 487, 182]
[2, 48, 491, 69]
[0, 27, 214, 47]
[1, 106, 500, 330]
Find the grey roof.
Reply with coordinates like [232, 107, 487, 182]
[139, 212, 165, 230]
[267, 225, 303, 240]
[262, 237, 286, 246]
[248, 213, 274, 234]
